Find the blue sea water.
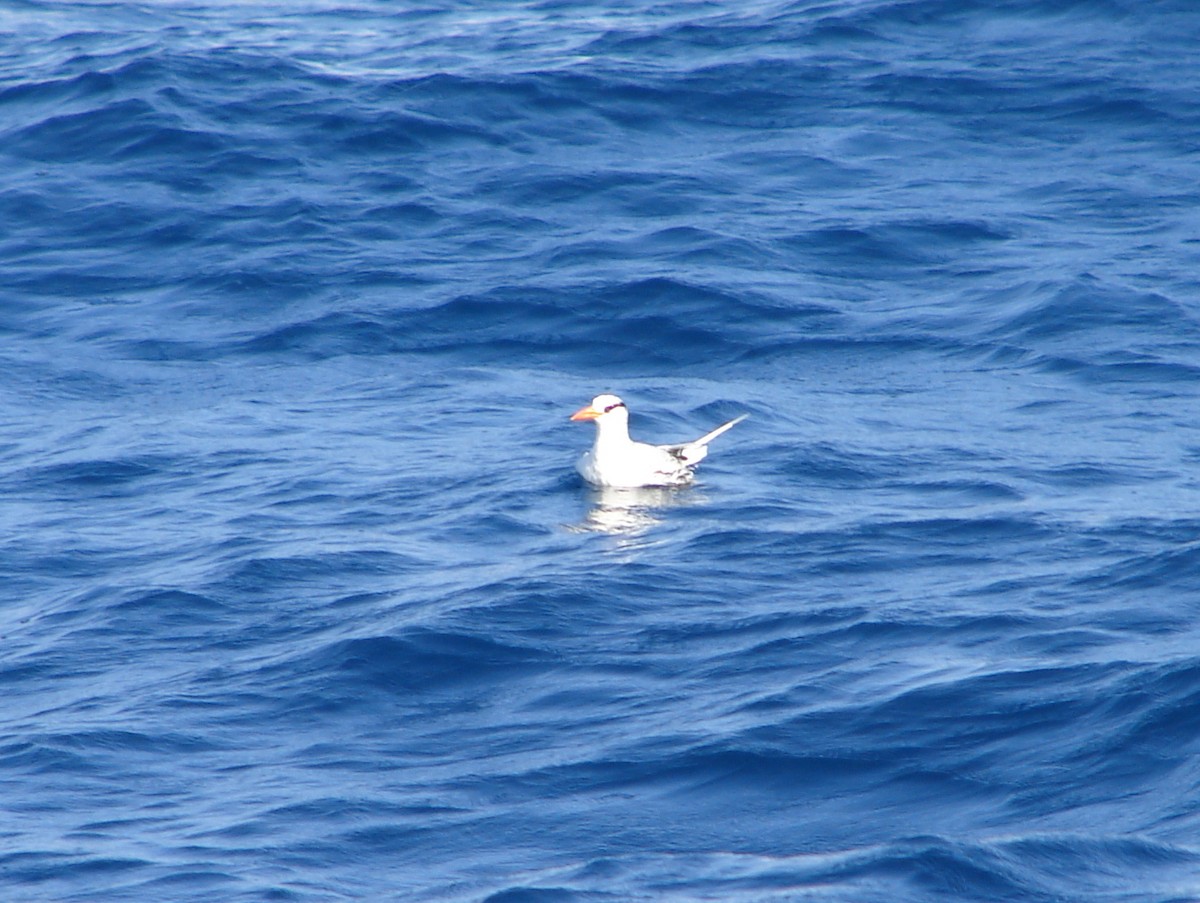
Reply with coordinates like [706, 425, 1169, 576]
[3, 0, 1200, 899]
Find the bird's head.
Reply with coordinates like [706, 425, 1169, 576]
[570, 394, 627, 423]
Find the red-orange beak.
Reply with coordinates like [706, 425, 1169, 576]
[570, 404, 600, 422]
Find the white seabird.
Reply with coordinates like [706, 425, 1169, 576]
[569, 393, 747, 488]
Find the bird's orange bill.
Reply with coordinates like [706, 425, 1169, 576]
[570, 405, 600, 421]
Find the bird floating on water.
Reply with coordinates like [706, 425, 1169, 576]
[569, 394, 747, 488]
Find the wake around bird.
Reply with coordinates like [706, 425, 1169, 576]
[570, 394, 747, 488]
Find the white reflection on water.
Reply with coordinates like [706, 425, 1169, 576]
[574, 485, 703, 535]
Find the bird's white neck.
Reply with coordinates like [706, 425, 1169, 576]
[592, 408, 632, 450]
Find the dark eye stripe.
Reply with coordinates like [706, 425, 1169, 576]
[604, 402, 625, 413]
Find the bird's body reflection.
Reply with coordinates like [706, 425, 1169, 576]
[576, 485, 702, 535]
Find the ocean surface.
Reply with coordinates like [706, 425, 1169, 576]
[3, 1, 1200, 900]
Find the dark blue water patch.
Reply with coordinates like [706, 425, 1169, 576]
[814, 658, 1197, 831]
[634, 603, 870, 649]
[470, 833, 1200, 902]
[5, 455, 177, 493]
[863, 70, 1024, 120]
[0, 352, 113, 399]
[1075, 541, 1200, 592]
[788, 224, 939, 270]
[994, 834, 1200, 899]
[6, 97, 202, 165]
[476, 165, 718, 219]
[771, 660, 1123, 762]
[228, 277, 814, 370]
[1004, 626, 1132, 660]
[236, 291, 564, 361]
[459, 742, 888, 831]
[1, 47, 320, 149]
[1021, 461, 1166, 489]
[0, 187, 66, 240]
[1090, 658, 1200, 753]
[587, 275, 827, 326]
[1040, 94, 1173, 128]
[104, 589, 231, 638]
[707, 611, 1039, 681]
[385, 71, 601, 133]
[884, 478, 1024, 503]
[235, 311, 402, 360]
[358, 200, 442, 233]
[438, 575, 674, 653]
[243, 629, 564, 721]
[836, 836, 1038, 903]
[109, 336, 226, 362]
[0, 850, 150, 890]
[215, 550, 425, 603]
[737, 330, 980, 370]
[1045, 659, 1200, 797]
[501, 63, 826, 133]
[482, 888, 590, 903]
[0, 653, 60, 688]
[994, 280, 1197, 343]
[96, 868, 244, 902]
[1031, 353, 1182, 389]
[0, 64, 125, 110]
[1069, 356, 1200, 386]
[840, 0, 1133, 41]
[0, 739, 100, 776]
[891, 219, 1012, 247]
[265, 796, 468, 830]
[611, 226, 773, 268]
[778, 441, 909, 485]
[306, 105, 506, 156]
[34, 728, 222, 758]
[0, 543, 152, 589]
[716, 147, 869, 191]
[682, 514, 1059, 583]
